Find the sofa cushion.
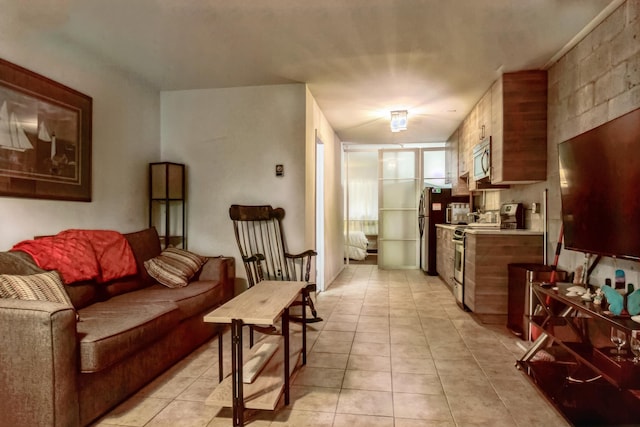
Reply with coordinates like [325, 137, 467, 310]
[124, 228, 162, 285]
[144, 247, 206, 288]
[110, 280, 224, 320]
[102, 276, 150, 299]
[0, 271, 73, 307]
[76, 300, 180, 373]
[64, 280, 103, 309]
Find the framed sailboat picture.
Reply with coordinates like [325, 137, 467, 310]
[0, 58, 91, 201]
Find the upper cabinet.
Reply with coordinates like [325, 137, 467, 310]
[445, 70, 548, 190]
[464, 85, 508, 192]
[491, 70, 548, 184]
[458, 116, 471, 177]
[477, 88, 492, 141]
[446, 128, 470, 196]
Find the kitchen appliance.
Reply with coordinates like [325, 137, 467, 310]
[472, 136, 491, 181]
[500, 202, 524, 229]
[452, 227, 467, 310]
[418, 187, 468, 275]
[446, 202, 470, 224]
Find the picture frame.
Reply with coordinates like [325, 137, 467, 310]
[0, 58, 92, 201]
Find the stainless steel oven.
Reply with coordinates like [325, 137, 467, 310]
[452, 227, 467, 310]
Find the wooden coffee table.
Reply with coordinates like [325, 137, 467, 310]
[203, 280, 307, 426]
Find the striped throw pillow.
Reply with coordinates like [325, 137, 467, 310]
[0, 270, 73, 306]
[144, 247, 206, 288]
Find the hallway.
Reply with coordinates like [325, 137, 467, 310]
[94, 266, 569, 426]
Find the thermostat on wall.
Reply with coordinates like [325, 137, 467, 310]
[275, 164, 284, 177]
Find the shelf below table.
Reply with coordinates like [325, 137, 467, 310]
[206, 331, 303, 411]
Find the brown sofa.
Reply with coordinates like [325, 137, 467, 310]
[0, 227, 235, 427]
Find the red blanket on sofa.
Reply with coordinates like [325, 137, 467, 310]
[12, 229, 138, 284]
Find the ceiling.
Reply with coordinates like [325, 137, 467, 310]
[3, 0, 617, 145]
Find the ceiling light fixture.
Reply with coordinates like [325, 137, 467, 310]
[390, 110, 408, 132]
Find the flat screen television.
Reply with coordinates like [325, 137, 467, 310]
[558, 107, 640, 261]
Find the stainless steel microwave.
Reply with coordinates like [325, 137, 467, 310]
[473, 137, 491, 181]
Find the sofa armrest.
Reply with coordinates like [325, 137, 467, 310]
[198, 256, 236, 302]
[0, 299, 79, 427]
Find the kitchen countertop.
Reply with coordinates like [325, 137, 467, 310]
[435, 223, 543, 235]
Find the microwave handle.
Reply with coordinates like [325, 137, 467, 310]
[446, 207, 452, 223]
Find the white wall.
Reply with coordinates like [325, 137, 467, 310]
[0, 14, 160, 250]
[161, 84, 344, 290]
[160, 84, 308, 286]
[305, 88, 344, 287]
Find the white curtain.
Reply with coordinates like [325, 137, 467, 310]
[345, 151, 379, 236]
[348, 178, 377, 220]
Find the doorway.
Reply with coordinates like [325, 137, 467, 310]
[343, 144, 449, 269]
[344, 150, 378, 265]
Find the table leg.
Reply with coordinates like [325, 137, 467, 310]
[218, 330, 223, 383]
[302, 289, 307, 365]
[283, 307, 290, 405]
[231, 319, 244, 427]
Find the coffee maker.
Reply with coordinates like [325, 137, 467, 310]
[500, 202, 525, 229]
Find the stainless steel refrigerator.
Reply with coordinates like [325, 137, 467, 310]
[418, 187, 468, 275]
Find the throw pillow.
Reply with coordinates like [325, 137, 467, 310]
[0, 270, 73, 307]
[144, 247, 206, 288]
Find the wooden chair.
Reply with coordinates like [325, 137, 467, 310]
[229, 204, 322, 324]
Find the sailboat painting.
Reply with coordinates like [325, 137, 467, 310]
[0, 101, 34, 153]
[0, 57, 91, 201]
[0, 91, 78, 182]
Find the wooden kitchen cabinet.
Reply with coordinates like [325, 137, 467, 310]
[455, 86, 501, 192]
[448, 70, 546, 192]
[477, 88, 491, 141]
[445, 129, 455, 185]
[490, 71, 548, 183]
[468, 89, 493, 192]
[445, 128, 469, 196]
[436, 226, 455, 291]
[457, 118, 470, 178]
[463, 232, 543, 324]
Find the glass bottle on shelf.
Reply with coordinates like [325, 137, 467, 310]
[149, 162, 186, 249]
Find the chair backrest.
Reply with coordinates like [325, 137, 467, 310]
[229, 204, 315, 288]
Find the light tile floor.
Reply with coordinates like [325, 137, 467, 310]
[93, 266, 570, 427]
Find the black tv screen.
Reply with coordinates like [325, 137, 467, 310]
[558, 107, 640, 260]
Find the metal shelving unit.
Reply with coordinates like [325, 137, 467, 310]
[149, 162, 186, 249]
